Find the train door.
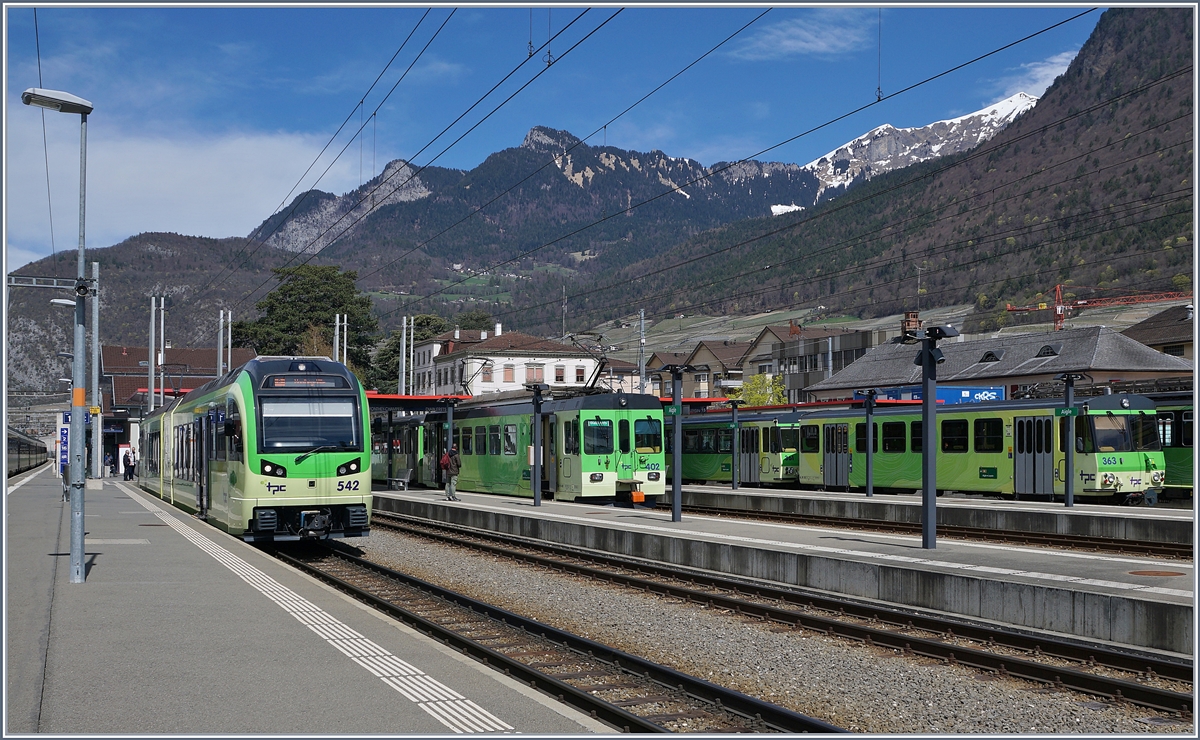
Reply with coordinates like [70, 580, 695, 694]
[546, 415, 558, 495]
[1014, 416, 1054, 498]
[197, 416, 211, 520]
[740, 427, 760, 483]
[560, 414, 577, 494]
[823, 423, 849, 489]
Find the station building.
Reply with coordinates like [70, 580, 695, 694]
[801, 325, 1194, 401]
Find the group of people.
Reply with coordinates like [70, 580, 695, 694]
[103, 449, 138, 481]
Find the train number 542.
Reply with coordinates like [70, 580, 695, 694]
[337, 480, 360, 491]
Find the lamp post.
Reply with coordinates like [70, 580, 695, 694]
[729, 399, 743, 490]
[655, 364, 704, 522]
[862, 389, 879, 497]
[1055, 373, 1087, 507]
[24, 87, 93, 584]
[525, 383, 549, 506]
[898, 324, 958, 549]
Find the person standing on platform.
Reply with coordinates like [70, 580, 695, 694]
[104, 452, 113, 478]
[131, 449, 138, 479]
[122, 450, 133, 481]
[442, 444, 461, 501]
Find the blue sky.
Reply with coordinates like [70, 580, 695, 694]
[5, 4, 1102, 271]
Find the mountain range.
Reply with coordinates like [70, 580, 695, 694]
[6, 8, 1191, 394]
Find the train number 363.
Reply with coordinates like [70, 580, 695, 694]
[1100, 456, 1123, 466]
[337, 480, 360, 491]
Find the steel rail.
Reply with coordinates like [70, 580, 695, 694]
[274, 545, 845, 733]
[666, 502, 1193, 559]
[372, 512, 1193, 717]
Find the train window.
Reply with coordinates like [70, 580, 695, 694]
[854, 423, 878, 454]
[767, 427, 784, 454]
[882, 422, 906, 453]
[1131, 413, 1161, 451]
[1158, 414, 1174, 447]
[1092, 414, 1132, 452]
[583, 417, 614, 455]
[619, 419, 631, 454]
[683, 429, 700, 453]
[451, 427, 460, 451]
[718, 428, 734, 453]
[461, 427, 472, 455]
[489, 425, 502, 455]
[973, 418, 1004, 453]
[259, 398, 360, 452]
[941, 419, 968, 453]
[700, 429, 717, 453]
[1183, 411, 1193, 447]
[635, 418, 662, 453]
[227, 400, 243, 462]
[503, 424, 517, 455]
[910, 421, 922, 452]
[564, 418, 579, 455]
[779, 428, 798, 453]
[800, 425, 820, 453]
[475, 426, 487, 455]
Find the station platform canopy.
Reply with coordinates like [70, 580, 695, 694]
[365, 392, 472, 413]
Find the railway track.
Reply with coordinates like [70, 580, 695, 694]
[665, 502, 1194, 559]
[273, 543, 843, 733]
[370, 511, 1194, 719]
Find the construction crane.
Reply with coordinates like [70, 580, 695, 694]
[1005, 284, 1193, 330]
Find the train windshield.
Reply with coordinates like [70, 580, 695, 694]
[583, 418, 614, 455]
[634, 418, 662, 453]
[1087, 412, 1163, 453]
[258, 397, 361, 452]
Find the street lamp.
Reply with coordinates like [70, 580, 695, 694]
[525, 383, 550, 507]
[25, 87, 93, 584]
[654, 363, 707, 522]
[1054, 372, 1089, 508]
[897, 324, 958, 549]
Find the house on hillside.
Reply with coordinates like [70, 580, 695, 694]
[683, 340, 752, 399]
[803, 326, 1193, 401]
[646, 351, 691, 397]
[1122, 304, 1194, 360]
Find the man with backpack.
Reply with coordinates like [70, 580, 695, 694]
[441, 444, 461, 501]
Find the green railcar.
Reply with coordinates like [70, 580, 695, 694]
[140, 356, 371, 541]
[1145, 391, 1194, 501]
[666, 416, 800, 485]
[667, 395, 1166, 504]
[376, 392, 666, 504]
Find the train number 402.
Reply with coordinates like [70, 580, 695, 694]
[337, 480, 360, 491]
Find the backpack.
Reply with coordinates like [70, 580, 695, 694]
[440, 452, 451, 470]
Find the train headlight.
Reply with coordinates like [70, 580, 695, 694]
[337, 458, 362, 477]
[1151, 470, 1165, 485]
[589, 473, 604, 482]
[1101, 472, 1117, 486]
[261, 461, 287, 477]
[647, 472, 661, 481]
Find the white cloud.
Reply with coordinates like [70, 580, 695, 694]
[728, 10, 873, 61]
[993, 49, 1079, 99]
[5, 114, 362, 271]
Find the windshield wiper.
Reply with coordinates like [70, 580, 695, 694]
[294, 444, 345, 465]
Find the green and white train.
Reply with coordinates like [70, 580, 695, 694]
[373, 392, 666, 504]
[140, 356, 372, 541]
[672, 394, 1167, 505]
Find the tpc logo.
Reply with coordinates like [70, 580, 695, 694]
[266, 482, 286, 495]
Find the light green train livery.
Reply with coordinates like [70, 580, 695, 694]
[140, 356, 372, 541]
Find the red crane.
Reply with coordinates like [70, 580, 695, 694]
[1005, 284, 1193, 330]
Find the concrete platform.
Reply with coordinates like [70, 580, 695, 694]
[677, 485, 1194, 545]
[4, 465, 610, 735]
[375, 487, 1195, 657]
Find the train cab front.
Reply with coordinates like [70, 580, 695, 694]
[245, 502, 371, 543]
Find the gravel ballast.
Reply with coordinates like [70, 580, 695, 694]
[358, 530, 1192, 734]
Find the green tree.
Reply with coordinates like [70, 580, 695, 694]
[455, 309, 494, 330]
[740, 374, 786, 406]
[366, 314, 451, 392]
[232, 265, 378, 371]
